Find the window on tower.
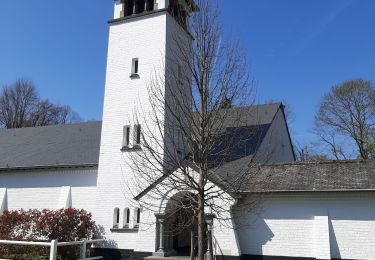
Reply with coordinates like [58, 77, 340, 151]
[122, 126, 130, 148]
[135, 0, 145, 14]
[124, 0, 134, 16]
[131, 58, 139, 78]
[169, 0, 188, 29]
[134, 124, 141, 146]
[121, 0, 155, 18]
[146, 0, 155, 12]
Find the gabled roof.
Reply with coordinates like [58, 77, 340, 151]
[242, 160, 375, 193]
[135, 103, 286, 200]
[0, 122, 102, 171]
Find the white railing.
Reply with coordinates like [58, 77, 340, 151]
[0, 238, 104, 260]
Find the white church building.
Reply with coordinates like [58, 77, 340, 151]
[1, 1, 375, 260]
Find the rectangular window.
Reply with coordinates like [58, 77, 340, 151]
[132, 58, 139, 75]
[134, 124, 141, 146]
[123, 126, 130, 147]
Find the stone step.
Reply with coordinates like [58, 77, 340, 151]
[144, 256, 191, 260]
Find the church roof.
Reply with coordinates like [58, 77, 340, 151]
[0, 103, 283, 172]
[242, 160, 375, 193]
[134, 103, 287, 200]
[0, 121, 102, 171]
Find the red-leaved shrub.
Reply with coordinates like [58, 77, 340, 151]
[0, 208, 103, 259]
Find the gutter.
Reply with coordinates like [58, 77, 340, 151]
[239, 189, 375, 194]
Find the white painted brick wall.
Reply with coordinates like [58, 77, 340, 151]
[234, 192, 375, 259]
[96, 9, 177, 251]
[314, 215, 330, 259]
[0, 167, 97, 214]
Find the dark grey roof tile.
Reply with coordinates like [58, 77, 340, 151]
[242, 160, 375, 192]
[0, 122, 102, 169]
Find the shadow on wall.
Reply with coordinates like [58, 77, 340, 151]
[248, 197, 375, 221]
[329, 218, 341, 260]
[234, 195, 375, 259]
[236, 217, 274, 256]
[250, 218, 274, 256]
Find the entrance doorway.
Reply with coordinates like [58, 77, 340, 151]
[171, 204, 196, 255]
[156, 192, 211, 257]
[163, 192, 198, 256]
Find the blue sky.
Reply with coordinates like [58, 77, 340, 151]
[0, 0, 374, 145]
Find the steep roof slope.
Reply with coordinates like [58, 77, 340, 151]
[135, 103, 288, 200]
[0, 122, 102, 170]
[206, 103, 282, 167]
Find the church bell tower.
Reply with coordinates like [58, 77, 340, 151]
[95, 0, 196, 252]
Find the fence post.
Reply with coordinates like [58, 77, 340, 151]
[49, 240, 58, 260]
[80, 239, 87, 260]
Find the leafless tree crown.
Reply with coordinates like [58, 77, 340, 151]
[314, 79, 375, 159]
[123, 1, 271, 259]
[0, 78, 81, 129]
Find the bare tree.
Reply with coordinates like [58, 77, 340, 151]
[294, 142, 329, 162]
[0, 78, 81, 128]
[0, 79, 38, 128]
[314, 79, 375, 159]
[123, 1, 273, 260]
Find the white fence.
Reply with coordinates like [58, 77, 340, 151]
[0, 238, 104, 260]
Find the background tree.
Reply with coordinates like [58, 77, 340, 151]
[125, 1, 270, 260]
[0, 78, 80, 128]
[314, 79, 375, 159]
[294, 142, 329, 162]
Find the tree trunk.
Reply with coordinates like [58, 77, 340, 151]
[208, 228, 213, 260]
[197, 186, 205, 260]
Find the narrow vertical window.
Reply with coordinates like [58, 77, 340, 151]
[145, 0, 154, 12]
[123, 126, 130, 148]
[134, 208, 141, 228]
[147, 0, 155, 11]
[125, 0, 135, 16]
[113, 208, 120, 228]
[123, 208, 130, 228]
[134, 59, 139, 73]
[135, 0, 146, 13]
[137, 208, 141, 223]
[134, 124, 141, 146]
[131, 58, 139, 76]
